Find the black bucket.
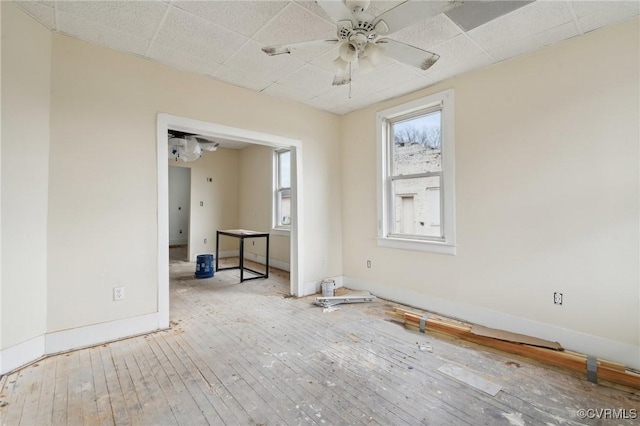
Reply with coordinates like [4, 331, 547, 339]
[195, 254, 214, 278]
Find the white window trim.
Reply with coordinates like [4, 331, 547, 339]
[272, 148, 291, 235]
[376, 89, 456, 255]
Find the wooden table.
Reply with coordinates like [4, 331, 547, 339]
[215, 229, 269, 282]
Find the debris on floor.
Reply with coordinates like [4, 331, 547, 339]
[314, 292, 377, 308]
[387, 306, 640, 391]
[418, 344, 433, 352]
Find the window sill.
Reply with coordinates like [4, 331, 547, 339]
[377, 237, 456, 255]
[271, 227, 291, 237]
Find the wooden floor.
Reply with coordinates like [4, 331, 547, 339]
[1, 257, 638, 425]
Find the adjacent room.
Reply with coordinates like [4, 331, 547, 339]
[1, 0, 639, 424]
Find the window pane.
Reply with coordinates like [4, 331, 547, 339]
[391, 110, 441, 175]
[391, 175, 441, 238]
[278, 150, 291, 188]
[278, 189, 291, 226]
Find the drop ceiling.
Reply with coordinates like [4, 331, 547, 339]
[15, 0, 640, 115]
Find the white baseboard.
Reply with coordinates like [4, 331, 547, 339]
[0, 335, 46, 375]
[302, 275, 344, 297]
[45, 313, 161, 355]
[344, 276, 640, 370]
[1, 313, 163, 376]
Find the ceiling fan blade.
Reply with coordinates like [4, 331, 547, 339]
[376, 39, 440, 71]
[332, 66, 351, 86]
[373, 0, 463, 34]
[262, 39, 339, 56]
[314, 0, 353, 23]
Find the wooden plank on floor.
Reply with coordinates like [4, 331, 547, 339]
[153, 333, 225, 424]
[127, 337, 180, 425]
[99, 343, 130, 425]
[89, 346, 115, 426]
[110, 340, 145, 423]
[2, 262, 639, 425]
[34, 356, 58, 426]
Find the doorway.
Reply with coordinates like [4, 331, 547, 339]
[168, 166, 191, 262]
[156, 114, 304, 329]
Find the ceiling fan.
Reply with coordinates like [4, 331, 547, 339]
[168, 130, 220, 162]
[262, 0, 463, 86]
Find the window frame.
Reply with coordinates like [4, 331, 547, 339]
[376, 89, 456, 255]
[272, 148, 291, 234]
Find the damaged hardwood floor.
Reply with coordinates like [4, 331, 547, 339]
[1, 258, 638, 425]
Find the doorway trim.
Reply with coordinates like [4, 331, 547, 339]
[157, 113, 304, 328]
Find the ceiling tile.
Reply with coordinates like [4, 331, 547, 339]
[389, 14, 462, 51]
[146, 43, 220, 76]
[295, 0, 333, 21]
[212, 64, 273, 92]
[171, 1, 289, 38]
[427, 34, 488, 73]
[252, 2, 336, 46]
[263, 83, 315, 103]
[56, 11, 150, 56]
[354, 62, 424, 95]
[311, 84, 367, 108]
[10, 0, 635, 116]
[154, 6, 248, 64]
[222, 40, 306, 83]
[56, 0, 168, 40]
[14, 1, 56, 29]
[468, 1, 574, 52]
[296, 0, 403, 26]
[487, 21, 579, 62]
[371, 75, 435, 101]
[427, 52, 493, 82]
[445, 0, 535, 32]
[571, 1, 640, 33]
[366, 1, 407, 18]
[303, 94, 338, 111]
[272, 64, 336, 99]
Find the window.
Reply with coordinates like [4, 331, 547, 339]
[376, 89, 456, 255]
[274, 149, 291, 229]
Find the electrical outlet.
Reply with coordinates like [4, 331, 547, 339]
[200, 201, 204, 206]
[553, 292, 563, 305]
[207, 177, 212, 182]
[367, 260, 371, 268]
[204, 238, 207, 244]
[114, 287, 125, 301]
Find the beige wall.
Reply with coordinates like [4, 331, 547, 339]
[47, 32, 341, 332]
[238, 145, 290, 267]
[1, 2, 51, 350]
[341, 19, 639, 366]
[169, 149, 240, 259]
[4, 4, 636, 371]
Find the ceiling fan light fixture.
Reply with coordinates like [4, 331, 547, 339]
[333, 56, 349, 71]
[339, 42, 358, 62]
[358, 56, 374, 74]
[364, 42, 384, 65]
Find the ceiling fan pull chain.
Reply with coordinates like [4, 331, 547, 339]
[349, 61, 352, 99]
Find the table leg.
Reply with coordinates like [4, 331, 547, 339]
[239, 237, 244, 282]
[215, 231, 220, 271]
[265, 234, 270, 279]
